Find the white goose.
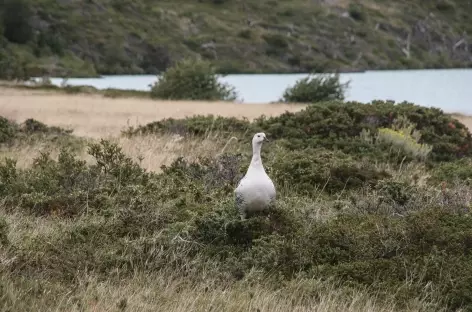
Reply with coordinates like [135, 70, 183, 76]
[234, 132, 276, 220]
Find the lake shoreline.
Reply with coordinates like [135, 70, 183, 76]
[3, 69, 468, 115]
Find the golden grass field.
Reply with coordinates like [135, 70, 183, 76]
[0, 87, 307, 138]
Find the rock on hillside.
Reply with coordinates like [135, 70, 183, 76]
[1, 0, 471, 76]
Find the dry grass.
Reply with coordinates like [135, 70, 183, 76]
[0, 267, 443, 312]
[1, 207, 446, 312]
[0, 87, 303, 171]
[451, 113, 472, 132]
[0, 134, 234, 172]
[0, 87, 306, 138]
[57, 276, 432, 312]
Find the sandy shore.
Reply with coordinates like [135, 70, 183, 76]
[1, 86, 471, 138]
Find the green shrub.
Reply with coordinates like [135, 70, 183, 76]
[0, 116, 74, 147]
[0, 140, 151, 216]
[348, 3, 367, 22]
[20, 118, 73, 135]
[357, 115, 434, 163]
[429, 158, 472, 185]
[127, 100, 472, 163]
[124, 114, 252, 137]
[254, 100, 472, 162]
[0, 216, 8, 246]
[374, 179, 419, 210]
[280, 73, 349, 103]
[436, 0, 456, 12]
[150, 58, 238, 101]
[270, 148, 390, 195]
[1, 0, 34, 44]
[0, 117, 18, 144]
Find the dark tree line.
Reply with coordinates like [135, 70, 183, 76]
[1, 0, 34, 44]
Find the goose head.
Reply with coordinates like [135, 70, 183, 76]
[252, 132, 269, 146]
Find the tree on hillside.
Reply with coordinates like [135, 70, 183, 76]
[1, 0, 34, 44]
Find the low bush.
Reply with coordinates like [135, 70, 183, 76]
[124, 114, 252, 137]
[254, 100, 472, 162]
[0, 216, 8, 246]
[280, 73, 349, 103]
[0, 116, 73, 146]
[0, 140, 150, 216]
[270, 148, 390, 195]
[150, 58, 238, 101]
[126, 100, 472, 163]
[0, 116, 18, 144]
[429, 158, 472, 185]
[0, 48, 31, 81]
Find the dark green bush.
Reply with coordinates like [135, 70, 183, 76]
[0, 116, 74, 145]
[372, 180, 420, 214]
[280, 73, 349, 103]
[254, 100, 472, 162]
[436, 0, 456, 12]
[20, 118, 73, 135]
[429, 158, 472, 185]
[124, 114, 252, 137]
[0, 116, 18, 143]
[348, 3, 367, 22]
[150, 58, 238, 101]
[0, 140, 151, 216]
[1, 0, 34, 44]
[270, 148, 390, 194]
[127, 100, 472, 164]
[0, 216, 8, 246]
[0, 49, 31, 81]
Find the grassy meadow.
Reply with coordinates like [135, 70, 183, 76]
[2, 87, 472, 311]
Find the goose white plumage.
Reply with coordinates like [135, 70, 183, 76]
[235, 132, 276, 220]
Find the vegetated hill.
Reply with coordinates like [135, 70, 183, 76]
[1, 0, 471, 77]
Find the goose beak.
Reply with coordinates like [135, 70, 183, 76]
[264, 137, 269, 142]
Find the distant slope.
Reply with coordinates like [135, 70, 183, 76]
[1, 0, 471, 77]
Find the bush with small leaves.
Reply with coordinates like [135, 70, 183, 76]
[124, 114, 252, 137]
[280, 73, 349, 103]
[254, 100, 472, 162]
[0, 116, 18, 144]
[270, 148, 390, 195]
[348, 3, 367, 22]
[129, 100, 472, 164]
[0, 140, 152, 216]
[0, 217, 9, 246]
[0, 116, 74, 146]
[429, 158, 472, 185]
[150, 58, 238, 101]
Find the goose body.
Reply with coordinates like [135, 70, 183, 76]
[235, 132, 276, 220]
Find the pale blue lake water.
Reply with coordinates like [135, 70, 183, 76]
[45, 69, 472, 114]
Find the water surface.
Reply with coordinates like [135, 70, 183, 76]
[46, 69, 472, 114]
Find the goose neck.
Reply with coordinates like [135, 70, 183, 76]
[251, 142, 263, 167]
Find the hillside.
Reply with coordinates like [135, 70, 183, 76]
[1, 0, 471, 77]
